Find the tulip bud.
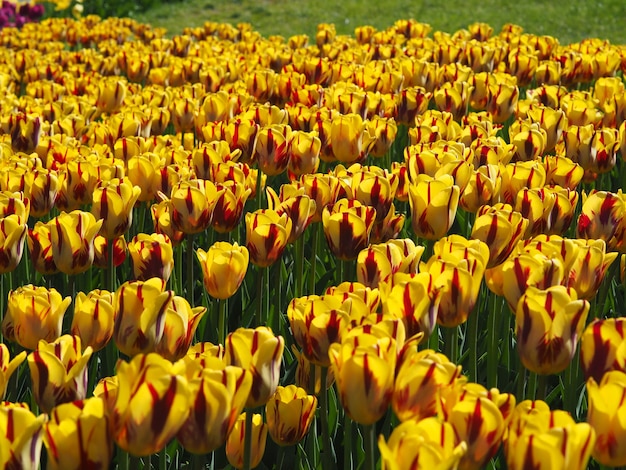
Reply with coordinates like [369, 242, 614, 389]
[0, 402, 47, 469]
[49, 210, 103, 275]
[580, 318, 626, 382]
[43, 397, 112, 470]
[112, 353, 191, 456]
[245, 209, 292, 267]
[0, 214, 27, 274]
[408, 174, 460, 241]
[70, 289, 115, 352]
[197, 241, 249, 299]
[224, 327, 285, 408]
[516, 285, 589, 374]
[2, 284, 72, 350]
[0, 344, 26, 399]
[226, 412, 268, 469]
[265, 385, 317, 446]
[91, 178, 141, 240]
[155, 295, 206, 361]
[128, 233, 174, 282]
[322, 198, 377, 261]
[28, 335, 93, 413]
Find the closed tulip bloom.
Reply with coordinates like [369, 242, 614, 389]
[151, 199, 185, 246]
[408, 174, 460, 241]
[328, 337, 396, 425]
[226, 412, 268, 469]
[500, 160, 547, 205]
[567, 239, 618, 300]
[254, 124, 292, 176]
[392, 349, 464, 422]
[223, 118, 259, 163]
[322, 198, 377, 261]
[50, 210, 103, 275]
[379, 272, 439, 338]
[586, 370, 626, 466]
[577, 190, 625, 252]
[93, 235, 127, 269]
[70, 289, 115, 352]
[267, 187, 317, 243]
[353, 172, 398, 223]
[516, 285, 589, 374]
[224, 327, 285, 408]
[43, 397, 112, 470]
[211, 183, 251, 233]
[580, 318, 626, 382]
[2, 285, 72, 350]
[0, 403, 47, 469]
[128, 233, 174, 282]
[55, 160, 98, 212]
[96, 78, 126, 114]
[197, 241, 249, 299]
[0, 344, 26, 399]
[169, 179, 218, 234]
[288, 130, 321, 176]
[0, 214, 27, 274]
[357, 242, 405, 288]
[460, 164, 503, 213]
[245, 209, 292, 267]
[113, 278, 173, 357]
[287, 294, 349, 367]
[330, 113, 375, 163]
[10, 113, 42, 153]
[177, 361, 252, 454]
[91, 178, 141, 240]
[28, 335, 93, 413]
[112, 353, 191, 456]
[155, 295, 206, 361]
[265, 385, 317, 446]
[471, 206, 528, 268]
[379, 417, 467, 470]
[505, 400, 595, 470]
[27, 220, 58, 274]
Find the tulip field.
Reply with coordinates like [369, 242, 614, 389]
[2, 1, 626, 469]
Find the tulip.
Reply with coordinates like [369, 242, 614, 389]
[70, 289, 115, 352]
[55, 160, 98, 212]
[224, 327, 285, 408]
[392, 349, 464, 422]
[543, 155, 584, 190]
[328, 336, 396, 425]
[352, 172, 398, 224]
[356, 242, 405, 288]
[505, 400, 595, 470]
[580, 318, 626, 382]
[0, 344, 26, 400]
[266, 186, 316, 243]
[265, 385, 317, 446]
[576, 190, 626, 252]
[50, 210, 103, 275]
[43, 397, 112, 470]
[10, 113, 42, 153]
[330, 113, 375, 163]
[197, 241, 249, 299]
[288, 130, 321, 176]
[28, 335, 93, 413]
[169, 179, 218, 235]
[112, 278, 173, 357]
[408, 174, 460, 241]
[226, 412, 268, 469]
[379, 272, 439, 338]
[27, 220, 58, 274]
[112, 353, 191, 456]
[127, 232, 174, 282]
[1, 284, 72, 350]
[322, 198, 377, 261]
[586, 370, 626, 467]
[254, 124, 292, 176]
[245, 209, 292, 267]
[379, 417, 467, 470]
[566, 238, 617, 300]
[516, 285, 589, 374]
[93, 234, 127, 269]
[151, 199, 185, 245]
[500, 160, 547, 205]
[96, 78, 126, 114]
[487, 82, 519, 123]
[177, 360, 252, 454]
[155, 295, 206, 361]
[471, 206, 528, 268]
[211, 182, 252, 234]
[223, 118, 259, 163]
[0, 402, 47, 469]
[287, 294, 350, 367]
[91, 178, 141, 240]
[0, 214, 27, 273]
[291, 346, 335, 395]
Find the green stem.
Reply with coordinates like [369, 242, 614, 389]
[255, 266, 265, 327]
[218, 298, 227, 346]
[309, 224, 319, 295]
[256, 167, 264, 210]
[468, 306, 479, 383]
[343, 414, 353, 470]
[536, 374, 548, 402]
[107, 239, 115, 292]
[527, 370, 538, 401]
[362, 424, 376, 470]
[119, 449, 130, 470]
[275, 446, 286, 470]
[186, 233, 195, 305]
[243, 411, 253, 470]
[444, 326, 458, 363]
[295, 236, 304, 298]
[486, 292, 498, 389]
[427, 324, 439, 352]
[517, 367, 526, 402]
[191, 454, 204, 470]
[175, 243, 183, 296]
[320, 367, 334, 470]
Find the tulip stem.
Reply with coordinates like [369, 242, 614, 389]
[486, 292, 498, 389]
[218, 298, 227, 345]
[309, 224, 319, 295]
[243, 410, 253, 470]
[320, 367, 335, 470]
[468, 305, 479, 383]
[536, 373, 548, 401]
[363, 423, 376, 470]
[107, 239, 115, 292]
[444, 326, 458, 363]
[187, 233, 195, 305]
[118, 449, 130, 470]
[343, 414, 353, 470]
[255, 266, 265, 327]
[295, 235, 304, 298]
[256, 168, 264, 210]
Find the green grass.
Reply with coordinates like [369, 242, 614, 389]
[132, 0, 626, 44]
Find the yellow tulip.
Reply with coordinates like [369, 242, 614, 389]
[226, 412, 268, 469]
[265, 385, 317, 446]
[0, 344, 26, 399]
[197, 241, 249, 299]
[50, 210, 103, 275]
[0, 402, 47, 469]
[70, 289, 115, 352]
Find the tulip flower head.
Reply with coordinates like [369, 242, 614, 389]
[265, 385, 317, 446]
[226, 412, 268, 470]
[0, 403, 47, 469]
[128, 232, 174, 282]
[70, 289, 115, 352]
[197, 241, 249, 299]
[50, 210, 103, 275]
[245, 209, 292, 267]
[0, 344, 26, 399]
